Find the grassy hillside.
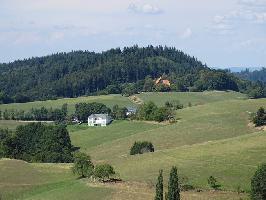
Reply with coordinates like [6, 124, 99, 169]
[0, 159, 112, 200]
[1, 91, 265, 199]
[136, 91, 247, 106]
[0, 94, 133, 114]
[70, 96, 266, 192]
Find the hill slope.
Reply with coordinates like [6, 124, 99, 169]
[0, 46, 249, 103]
[1, 91, 264, 199]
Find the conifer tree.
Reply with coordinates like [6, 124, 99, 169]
[167, 166, 180, 200]
[155, 169, 164, 200]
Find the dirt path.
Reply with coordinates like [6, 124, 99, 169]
[129, 95, 143, 105]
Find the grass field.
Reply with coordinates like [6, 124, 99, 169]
[0, 94, 134, 114]
[0, 91, 266, 200]
[0, 159, 112, 200]
[137, 91, 247, 106]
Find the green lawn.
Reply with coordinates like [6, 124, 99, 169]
[0, 94, 134, 114]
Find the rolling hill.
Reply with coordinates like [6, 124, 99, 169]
[1, 46, 260, 105]
[0, 91, 265, 199]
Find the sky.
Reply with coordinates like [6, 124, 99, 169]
[0, 0, 266, 68]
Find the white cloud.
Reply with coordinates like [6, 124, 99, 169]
[239, 0, 266, 7]
[128, 3, 163, 14]
[209, 0, 266, 35]
[180, 28, 192, 39]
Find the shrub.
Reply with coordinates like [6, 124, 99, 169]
[251, 164, 266, 200]
[94, 164, 115, 181]
[253, 107, 266, 127]
[130, 141, 154, 155]
[207, 176, 221, 190]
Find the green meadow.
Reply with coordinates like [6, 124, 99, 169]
[1, 91, 266, 199]
[0, 94, 134, 114]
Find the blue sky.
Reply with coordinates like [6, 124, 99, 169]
[1, 0, 266, 68]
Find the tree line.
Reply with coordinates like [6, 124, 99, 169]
[0, 104, 68, 122]
[0, 100, 177, 123]
[1, 45, 264, 104]
[235, 68, 266, 83]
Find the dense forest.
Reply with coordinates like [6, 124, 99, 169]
[234, 68, 266, 83]
[0, 45, 265, 104]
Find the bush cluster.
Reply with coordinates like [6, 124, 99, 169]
[130, 141, 154, 155]
[135, 101, 174, 122]
[72, 152, 115, 181]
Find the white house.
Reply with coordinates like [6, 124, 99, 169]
[126, 107, 137, 116]
[88, 114, 112, 127]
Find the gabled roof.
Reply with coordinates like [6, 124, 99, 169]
[88, 114, 109, 119]
[126, 107, 137, 112]
[155, 77, 171, 86]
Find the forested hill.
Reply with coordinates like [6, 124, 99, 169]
[234, 68, 266, 83]
[0, 46, 265, 103]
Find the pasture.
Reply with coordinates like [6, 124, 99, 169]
[0, 94, 134, 114]
[136, 91, 247, 106]
[0, 91, 265, 199]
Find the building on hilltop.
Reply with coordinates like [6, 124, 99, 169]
[88, 114, 112, 127]
[155, 77, 171, 87]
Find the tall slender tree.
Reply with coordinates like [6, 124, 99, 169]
[155, 169, 164, 200]
[167, 166, 180, 200]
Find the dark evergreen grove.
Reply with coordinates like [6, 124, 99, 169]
[0, 123, 73, 163]
[0, 45, 264, 104]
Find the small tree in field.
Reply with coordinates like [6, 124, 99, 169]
[72, 152, 94, 178]
[155, 170, 164, 200]
[167, 166, 180, 200]
[207, 176, 221, 190]
[251, 164, 266, 200]
[94, 164, 115, 181]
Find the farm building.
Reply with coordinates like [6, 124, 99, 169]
[155, 77, 171, 86]
[126, 107, 137, 116]
[88, 114, 112, 127]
